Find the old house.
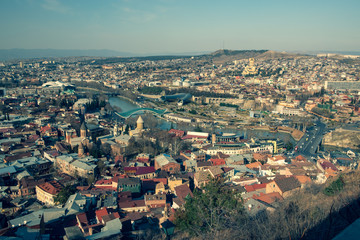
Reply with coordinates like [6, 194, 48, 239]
[266, 176, 301, 198]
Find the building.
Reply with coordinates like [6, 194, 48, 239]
[154, 154, 180, 173]
[117, 178, 141, 194]
[325, 81, 360, 90]
[144, 193, 166, 208]
[36, 181, 63, 206]
[266, 176, 301, 198]
[242, 58, 257, 76]
[55, 153, 97, 178]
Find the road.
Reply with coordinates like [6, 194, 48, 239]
[295, 118, 326, 157]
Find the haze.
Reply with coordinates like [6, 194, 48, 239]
[1, 0, 359, 55]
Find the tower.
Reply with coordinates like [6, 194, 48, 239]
[136, 116, 144, 130]
[114, 124, 119, 137]
[212, 133, 217, 146]
[66, 131, 71, 144]
[78, 142, 84, 157]
[80, 122, 87, 139]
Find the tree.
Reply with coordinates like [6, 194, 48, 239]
[124, 125, 130, 135]
[175, 178, 245, 237]
[54, 185, 76, 205]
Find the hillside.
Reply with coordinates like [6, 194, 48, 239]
[204, 49, 306, 64]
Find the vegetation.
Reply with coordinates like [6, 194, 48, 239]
[166, 88, 236, 99]
[139, 86, 164, 95]
[219, 102, 238, 108]
[172, 172, 360, 240]
[312, 107, 335, 119]
[175, 178, 245, 237]
[323, 175, 344, 196]
[54, 185, 76, 205]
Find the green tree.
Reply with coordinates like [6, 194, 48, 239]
[54, 185, 76, 205]
[175, 178, 245, 237]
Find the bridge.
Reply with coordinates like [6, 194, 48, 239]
[115, 108, 168, 119]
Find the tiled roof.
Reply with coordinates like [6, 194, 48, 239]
[136, 167, 156, 175]
[274, 176, 301, 193]
[174, 184, 193, 201]
[244, 183, 267, 192]
[95, 207, 109, 223]
[253, 192, 283, 204]
[37, 180, 62, 195]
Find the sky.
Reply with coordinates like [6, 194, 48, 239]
[1, 0, 360, 55]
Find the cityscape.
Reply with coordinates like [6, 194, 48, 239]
[1, 1, 360, 240]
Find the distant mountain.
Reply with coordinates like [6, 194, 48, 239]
[0, 48, 136, 61]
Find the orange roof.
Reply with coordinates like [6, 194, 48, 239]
[244, 183, 267, 192]
[246, 161, 262, 169]
[268, 155, 286, 162]
[95, 207, 109, 223]
[37, 181, 62, 195]
[253, 192, 283, 204]
[293, 155, 307, 162]
[253, 153, 269, 161]
[294, 175, 312, 184]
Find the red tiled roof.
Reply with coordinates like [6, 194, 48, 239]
[246, 161, 262, 169]
[136, 167, 155, 176]
[77, 212, 89, 226]
[118, 200, 146, 209]
[244, 183, 267, 192]
[210, 158, 226, 166]
[319, 159, 338, 171]
[253, 192, 283, 204]
[168, 129, 185, 137]
[95, 207, 109, 223]
[174, 184, 193, 201]
[37, 180, 62, 195]
[95, 179, 113, 185]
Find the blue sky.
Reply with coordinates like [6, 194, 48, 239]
[0, 0, 359, 54]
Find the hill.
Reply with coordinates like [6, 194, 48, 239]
[201, 49, 305, 64]
[0, 48, 135, 61]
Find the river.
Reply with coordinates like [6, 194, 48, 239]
[108, 96, 296, 143]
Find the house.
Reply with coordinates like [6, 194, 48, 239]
[118, 199, 147, 212]
[267, 155, 287, 165]
[154, 154, 180, 173]
[18, 177, 45, 197]
[144, 193, 166, 208]
[194, 170, 211, 188]
[184, 159, 197, 172]
[117, 178, 141, 194]
[168, 177, 187, 192]
[36, 180, 63, 206]
[172, 184, 193, 209]
[266, 176, 301, 198]
[317, 159, 338, 178]
[124, 167, 156, 179]
[86, 218, 122, 240]
[55, 153, 97, 178]
[64, 192, 91, 215]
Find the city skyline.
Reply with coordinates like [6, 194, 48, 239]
[1, 0, 360, 55]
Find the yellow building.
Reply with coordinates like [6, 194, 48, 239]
[36, 181, 62, 206]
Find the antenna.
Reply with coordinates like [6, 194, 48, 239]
[222, 40, 225, 50]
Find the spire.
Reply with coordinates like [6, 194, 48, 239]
[80, 122, 87, 139]
[78, 142, 84, 157]
[136, 116, 144, 130]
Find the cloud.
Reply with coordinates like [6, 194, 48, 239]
[41, 0, 71, 14]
